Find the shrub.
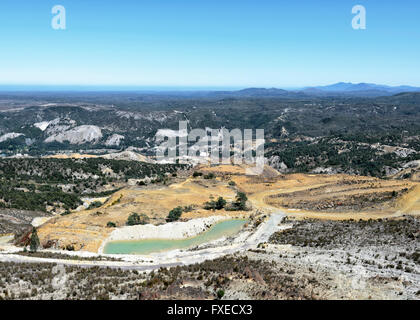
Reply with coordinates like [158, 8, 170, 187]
[167, 207, 183, 222]
[192, 172, 203, 177]
[106, 221, 116, 228]
[226, 192, 248, 211]
[204, 197, 227, 210]
[127, 213, 150, 226]
[29, 228, 40, 253]
[216, 289, 225, 299]
[127, 213, 140, 225]
[87, 201, 102, 210]
[204, 198, 216, 210]
[183, 205, 194, 212]
[138, 213, 150, 225]
[234, 192, 248, 210]
[216, 197, 227, 210]
[204, 173, 215, 179]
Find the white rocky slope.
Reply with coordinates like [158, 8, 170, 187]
[45, 125, 103, 144]
[0, 132, 24, 143]
[105, 134, 124, 146]
[101, 150, 151, 162]
[33, 121, 53, 131]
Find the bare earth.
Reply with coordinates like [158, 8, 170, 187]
[1, 164, 418, 300]
[36, 164, 420, 252]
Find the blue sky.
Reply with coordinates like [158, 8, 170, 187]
[0, 0, 419, 88]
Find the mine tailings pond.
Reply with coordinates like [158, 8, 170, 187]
[104, 219, 247, 255]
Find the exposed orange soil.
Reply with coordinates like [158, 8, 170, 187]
[44, 153, 98, 159]
[38, 176, 245, 252]
[37, 164, 420, 252]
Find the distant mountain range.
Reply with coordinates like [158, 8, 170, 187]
[212, 83, 420, 98]
[304, 82, 420, 96]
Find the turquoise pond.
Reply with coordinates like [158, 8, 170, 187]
[104, 219, 247, 255]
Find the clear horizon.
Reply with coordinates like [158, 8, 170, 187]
[1, 0, 420, 87]
[0, 82, 419, 92]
